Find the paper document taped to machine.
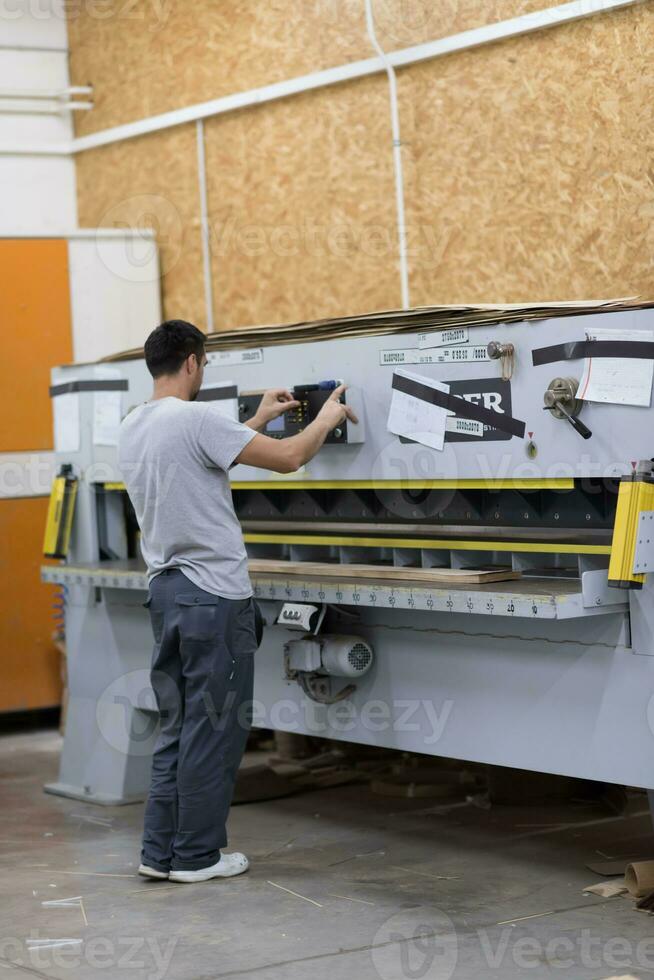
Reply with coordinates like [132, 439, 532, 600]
[53, 389, 80, 453]
[578, 327, 654, 407]
[93, 369, 124, 447]
[387, 368, 451, 451]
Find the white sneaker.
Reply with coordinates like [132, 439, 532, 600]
[138, 864, 169, 880]
[169, 852, 249, 883]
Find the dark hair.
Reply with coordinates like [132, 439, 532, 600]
[144, 320, 206, 378]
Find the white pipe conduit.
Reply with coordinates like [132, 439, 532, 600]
[364, 0, 410, 309]
[0, 86, 93, 100]
[0, 0, 645, 156]
[196, 119, 215, 333]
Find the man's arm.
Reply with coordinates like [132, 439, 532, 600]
[235, 384, 358, 474]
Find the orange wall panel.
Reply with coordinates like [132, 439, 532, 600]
[0, 498, 61, 712]
[0, 239, 73, 452]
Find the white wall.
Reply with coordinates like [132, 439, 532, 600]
[0, 0, 76, 232]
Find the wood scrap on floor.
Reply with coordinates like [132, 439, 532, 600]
[266, 880, 323, 908]
[586, 860, 636, 876]
[234, 748, 368, 804]
[248, 558, 521, 585]
[582, 880, 629, 898]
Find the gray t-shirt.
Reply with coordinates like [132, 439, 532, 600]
[118, 397, 256, 599]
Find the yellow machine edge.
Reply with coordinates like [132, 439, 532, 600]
[43, 469, 78, 560]
[230, 479, 576, 491]
[99, 479, 575, 492]
[608, 475, 654, 589]
[243, 533, 610, 556]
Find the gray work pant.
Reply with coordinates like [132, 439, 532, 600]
[142, 569, 257, 872]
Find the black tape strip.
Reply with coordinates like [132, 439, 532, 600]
[196, 385, 238, 402]
[49, 379, 128, 397]
[532, 340, 654, 367]
[392, 373, 525, 438]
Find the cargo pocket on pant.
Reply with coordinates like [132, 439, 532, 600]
[143, 596, 164, 644]
[175, 593, 223, 640]
[229, 599, 258, 663]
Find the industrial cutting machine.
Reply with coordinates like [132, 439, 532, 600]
[41, 302, 654, 812]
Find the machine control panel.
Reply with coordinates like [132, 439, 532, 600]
[238, 382, 363, 444]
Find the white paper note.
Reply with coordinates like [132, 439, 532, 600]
[578, 327, 654, 407]
[387, 368, 450, 452]
[93, 368, 124, 446]
[53, 389, 80, 453]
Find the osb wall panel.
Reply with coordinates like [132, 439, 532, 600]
[67, 0, 560, 136]
[399, 4, 654, 304]
[75, 124, 206, 327]
[73, 3, 654, 329]
[68, 0, 369, 136]
[372, 0, 553, 49]
[203, 74, 399, 329]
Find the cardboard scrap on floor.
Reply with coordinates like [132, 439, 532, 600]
[583, 880, 629, 898]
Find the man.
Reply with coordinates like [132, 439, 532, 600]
[118, 319, 356, 884]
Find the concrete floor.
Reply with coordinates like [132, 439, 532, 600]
[1, 729, 654, 980]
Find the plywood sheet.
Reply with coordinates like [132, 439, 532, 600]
[0, 498, 61, 712]
[68, 0, 370, 136]
[372, 0, 553, 49]
[73, 3, 654, 332]
[248, 558, 521, 584]
[0, 240, 72, 452]
[75, 124, 206, 328]
[204, 74, 400, 329]
[67, 0, 562, 137]
[399, 4, 654, 305]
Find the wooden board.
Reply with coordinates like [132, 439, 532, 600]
[67, 0, 551, 137]
[248, 559, 520, 585]
[400, 4, 654, 306]
[203, 74, 400, 329]
[71, 2, 654, 334]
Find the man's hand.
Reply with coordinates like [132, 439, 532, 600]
[236, 382, 358, 474]
[315, 384, 358, 430]
[247, 388, 300, 431]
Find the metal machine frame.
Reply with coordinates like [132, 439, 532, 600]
[41, 308, 654, 815]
